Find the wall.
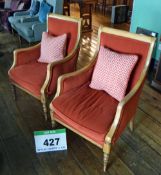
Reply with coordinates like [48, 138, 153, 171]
[130, 0, 161, 61]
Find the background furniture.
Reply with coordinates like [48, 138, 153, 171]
[151, 41, 161, 92]
[8, 0, 41, 33]
[0, 0, 31, 32]
[50, 26, 155, 171]
[8, 14, 82, 120]
[63, 0, 70, 16]
[11, 0, 64, 44]
[71, 0, 97, 32]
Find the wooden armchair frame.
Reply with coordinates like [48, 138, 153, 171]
[8, 14, 82, 120]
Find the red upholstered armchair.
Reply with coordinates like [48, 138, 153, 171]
[8, 14, 82, 120]
[50, 27, 155, 171]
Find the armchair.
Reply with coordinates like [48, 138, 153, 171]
[0, 0, 31, 32]
[8, 0, 41, 32]
[11, 0, 64, 44]
[8, 14, 82, 120]
[50, 26, 155, 171]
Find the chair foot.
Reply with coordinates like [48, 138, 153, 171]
[103, 142, 111, 172]
[42, 101, 48, 120]
[129, 118, 134, 132]
[50, 110, 57, 128]
[51, 119, 57, 128]
[11, 84, 16, 100]
[103, 152, 110, 172]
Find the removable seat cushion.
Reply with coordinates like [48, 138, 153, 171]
[9, 62, 47, 97]
[52, 84, 119, 145]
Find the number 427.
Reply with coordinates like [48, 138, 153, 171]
[43, 138, 60, 146]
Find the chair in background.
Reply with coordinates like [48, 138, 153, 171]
[8, 0, 41, 33]
[8, 14, 82, 120]
[50, 26, 155, 171]
[63, 0, 70, 16]
[11, 0, 64, 44]
[0, 0, 31, 32]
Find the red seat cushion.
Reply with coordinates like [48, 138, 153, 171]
[9, 62, 47, 97]
[52, 84, 119, 146]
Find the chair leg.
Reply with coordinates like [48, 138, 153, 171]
[18, 35, 22, 47]
[11, 84, 16, 101]
[129, 117, 134, 132]
[42, 100, 48, 121]
[50, 110, 57, 128]
[103, 142, 111, 172]
[41, 95, 47, 120]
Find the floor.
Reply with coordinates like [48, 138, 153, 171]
[0, 5, 161, 175]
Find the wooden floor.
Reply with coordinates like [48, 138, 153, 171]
[0, 5, 161, 175]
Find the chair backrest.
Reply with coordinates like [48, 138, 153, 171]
[10, 0, 21, 10]
[47, 13, 82, 54]
[29, 0, 43, 11]
[49, 0, 63, 14]
[96, 27, 155, 94]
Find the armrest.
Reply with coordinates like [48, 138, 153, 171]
[8, 9, 27, 16]
[105, 77, 146, 145]
[14, 10, 30, 16]
[50, 57, 96, 97]
[10, 43, 41, 69]
[32, 22, 46, 41]
[21, 16, 39, 22]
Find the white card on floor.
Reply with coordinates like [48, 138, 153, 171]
[34, 129, 67, 153]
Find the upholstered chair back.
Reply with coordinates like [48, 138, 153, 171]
[99, 32, 151, 92]
[48, 15, 79, 54]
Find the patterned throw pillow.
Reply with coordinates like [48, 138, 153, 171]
[38, 32, 67, 63]
[89, 46, 138, 101]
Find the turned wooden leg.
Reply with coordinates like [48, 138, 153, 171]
[129, 117, 134, 132]
[50, 110, 57, 128]
[103, 142, 111, 172]
[11, 84, 16, 100]
[42, 100, 48, 120]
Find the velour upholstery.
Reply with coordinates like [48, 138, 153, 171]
[89, 46, 138, 101]
[48, 17, 78, 54]
[9, 61, 47, 97]
[8, 14, 82, 120]
[29, 0, 40, 16]
[0, 0, 31, 32]
[49, 27, 155, 172]
[52, 83, 118, 145]
[10, 0, 64, 43]
[38, 1, 52, 23]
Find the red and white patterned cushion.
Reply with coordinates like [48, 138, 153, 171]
[89, 46, 138, 101]
[38, 32, 67, 63]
